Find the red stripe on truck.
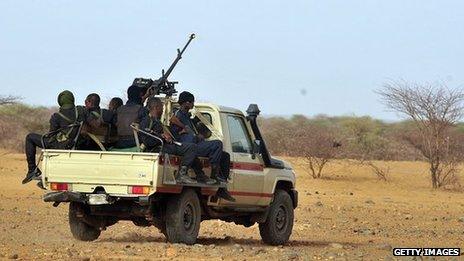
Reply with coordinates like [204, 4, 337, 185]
[155, 186, 216, 196]
[155, 186, 272, 198]
[200, 189, 217, 196]
[159, 155, 263, 172]
[229, 191, 273, 198]
[230, 162, 263, 171]
[155, 186, 182, 194]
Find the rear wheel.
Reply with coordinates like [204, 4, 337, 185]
[69, 202, 101, 241]
[259, 189, 294, 245]
[165, 189, 201, 245]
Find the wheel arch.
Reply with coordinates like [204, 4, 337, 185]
[272, 179, 297, 209]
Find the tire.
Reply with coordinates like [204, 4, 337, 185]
[69, 202, 101, 241]
[165, 189, 201, 245]
[259, 189, 294, 245]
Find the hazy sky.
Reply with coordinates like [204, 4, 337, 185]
[1, 1, 463, 120]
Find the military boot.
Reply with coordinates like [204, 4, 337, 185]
[211, 165, 222, 183]
[193, 167, 216, 185]
[215, 176, 228, 184]
[36, 180, 45, 190]
[176, 166, 196, 184]
[216, 188, 236, 202]
[22, 168, 42, 184]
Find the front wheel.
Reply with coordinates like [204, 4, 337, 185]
[69, 202, 101, 241]
[165, 189, 201, 245]
[259, 189, 294, 245]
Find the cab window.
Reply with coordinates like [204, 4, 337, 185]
[227, 115, 252, 154]
[200, 112, 212, 124]
[192, 112, 212, 130]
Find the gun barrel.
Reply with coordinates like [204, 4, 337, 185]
[138, 33, 196, 96]
[162, 33, 196, 79]
[179, 33, 195, 54]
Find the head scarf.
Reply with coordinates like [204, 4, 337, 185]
[57, 90, 75, 109]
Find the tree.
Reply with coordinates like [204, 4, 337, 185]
[378, 80, 464, 188]
[342, 117, 390, 180]
[0, 95, 20, 105]
[258, 117, 295, 155]
[292, 124, 340, 179]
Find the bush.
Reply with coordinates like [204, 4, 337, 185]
[0, 103, 54, 151]
[259, 114, 464, 162]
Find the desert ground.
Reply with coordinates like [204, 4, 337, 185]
[0, 150, 463, 260]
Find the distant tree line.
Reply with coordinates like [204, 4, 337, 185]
[1, 102, 434, 161]
[260, 81, 464, 188]
[259, 115, 428, 161]
[1, 81, 463, 188]
[260, 115, 464, 161]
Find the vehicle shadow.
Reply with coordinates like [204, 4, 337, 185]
[99, 235, 361, 248]
[98, 235, 167, 243]
[197, 237, 363, 248]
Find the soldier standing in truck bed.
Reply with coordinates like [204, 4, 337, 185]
[113, 85, 150, 148]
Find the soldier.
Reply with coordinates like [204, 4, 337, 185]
[114, 85, 148, 148]
[139, 97, 215, 184]
[81, 93, 116, 149]
[170, 92, 222, 167]
[22, 90, 85, 184]
[106, 97, 123, 145]
[108, 97, 123, 112]
[170, 91, 235, 201]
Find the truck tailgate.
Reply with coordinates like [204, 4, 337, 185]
[42, 150, 159, 191]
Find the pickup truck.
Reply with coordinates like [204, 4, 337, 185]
[40, 101, 297, 245]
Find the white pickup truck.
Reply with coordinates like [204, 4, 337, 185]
[41, 102, 297, 245]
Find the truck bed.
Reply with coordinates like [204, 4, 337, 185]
[41, 149, 225, 196]
[42, 149, 159, 194]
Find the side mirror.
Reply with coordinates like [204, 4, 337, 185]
[251, 139, 261, 159]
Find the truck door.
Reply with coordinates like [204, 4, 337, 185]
[226, 114, 265, 205]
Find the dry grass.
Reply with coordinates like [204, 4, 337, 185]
[285, 157, 464, 192]
[1, 152, 464, 259]
[0, 104, 53, 151]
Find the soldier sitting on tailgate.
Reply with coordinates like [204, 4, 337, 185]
[139, 97, 215, 185]
[22, 90, 85, 184]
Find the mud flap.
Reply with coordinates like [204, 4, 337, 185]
[290, 189, 298, 208]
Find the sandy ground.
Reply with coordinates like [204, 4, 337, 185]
[0, 150, 463, 260]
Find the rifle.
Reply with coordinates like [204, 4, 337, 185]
[133, 33, 196, 96]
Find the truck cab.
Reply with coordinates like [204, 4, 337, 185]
[41, 101, 298, 245]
